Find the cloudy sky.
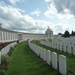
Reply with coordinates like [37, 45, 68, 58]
[0, 0, 75, 34]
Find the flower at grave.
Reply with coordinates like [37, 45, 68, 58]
[1, 42, 7, 48]
[17, 40, 19, 43]
[5, 60, 8, 69]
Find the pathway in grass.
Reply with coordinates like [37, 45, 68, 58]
[5, 41, 60, 75]
[31, 40, 75, 74]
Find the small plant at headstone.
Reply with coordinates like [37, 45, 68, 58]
[7, 46, 14, 56]
[1, 42, 7, 48]
[1, 54, 10, 64]
[0, 69, 5, 75]
[0, 64, 5, 70]
[17, 40, 19, 44]
[0, 46, 2, 51]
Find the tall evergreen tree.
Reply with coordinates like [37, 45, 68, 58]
[71, 31, 74, 36]
[64, 31, 70, 38]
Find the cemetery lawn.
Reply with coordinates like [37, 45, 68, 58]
[31, 40, 75, 74]
[5, 41, 60, 75]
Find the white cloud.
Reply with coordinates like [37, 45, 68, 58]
[44, 3, 56, 18]
[0, 1, 74, 35]
[0, 2, 53, 34]
[45, 0, 74, 19]
[30, 9, 41, 16]
[9, 0, 23, 5]
[45, 0, 50, 2]
[53, 23, 72, 34]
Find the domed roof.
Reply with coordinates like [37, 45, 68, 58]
[45, 26, 53, 34]
[47, 26, 52, 32]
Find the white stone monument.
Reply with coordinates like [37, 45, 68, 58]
[45, 26, 53, 38]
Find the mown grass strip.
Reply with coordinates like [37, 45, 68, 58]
[31, 40, 75, 74]
[5, 41, 60, 75]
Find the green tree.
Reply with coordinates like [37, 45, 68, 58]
[64, 31, 70, 38]
[73, 32, 75, 36]
[71, 31, 74, 36]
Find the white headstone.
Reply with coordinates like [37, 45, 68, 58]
[38, 47, 40, 56]
[50, 42, 51, 48]
[42, 48, 44, 60]
[73, 45, 75, 55]
[41, 48, 44, 59]
[68, 44, 71, 54]
[40, 47, 43, 58]
[58, 43, 60, 50]
[47, 50, 51, 65]
[63, 44, 66, 52]
[52, 52, 57, 70]
[55, 43, 57, 49]
[59, 55, 67, 75]
[43, 49, 46, 61]
[60, 43, 62, 51]
[54, 43, 56, 49]
[0, 51, 1, 64]
[57, 43, 59, 50]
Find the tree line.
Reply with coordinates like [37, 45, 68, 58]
[58, 30, 75, 38]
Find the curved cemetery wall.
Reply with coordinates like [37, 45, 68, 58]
[0, 28, 48, 43]
[0, 30, 18, 43]
[22, 33, 47, 40]
[28, 41, 67, 75]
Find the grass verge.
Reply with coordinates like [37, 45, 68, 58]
[5, 41, 60, 75]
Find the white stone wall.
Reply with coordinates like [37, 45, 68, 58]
[0, 30, 18, 43]
[0, 28, 48, 43]
[22, 34, 47, 40]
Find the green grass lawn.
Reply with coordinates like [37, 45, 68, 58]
[31, 40, 75, 74]
[5, 41, 60, 75]
[48, 38, 52, 42]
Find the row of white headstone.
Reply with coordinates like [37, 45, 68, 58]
[40, 40, 75, 55]
[0, 42, 17, 64]
[28, 41, 67, 75]
[52, 37, 75, 46]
